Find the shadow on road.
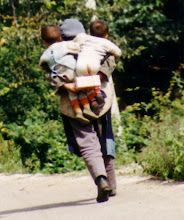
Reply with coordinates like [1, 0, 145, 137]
[0, 198, 96, 217]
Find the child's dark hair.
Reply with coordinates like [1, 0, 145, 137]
[41, 25, 61, 45]
[90, 20, 108, 38]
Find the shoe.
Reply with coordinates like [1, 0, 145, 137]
[109, 188, 116, 197]
[91, 102, 101, 115]
[96, 94, 105, 107]
[96, 176, 109, 203]
[76, 113, 90, 125]
[83, 108, 98, 120]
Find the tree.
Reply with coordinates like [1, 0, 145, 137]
[0, 0, 183, 173]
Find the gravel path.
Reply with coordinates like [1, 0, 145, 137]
[0, 168, 184, 220]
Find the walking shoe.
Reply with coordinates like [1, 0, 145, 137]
[109, 188, 116, 197]
[96, 176, 109, 203]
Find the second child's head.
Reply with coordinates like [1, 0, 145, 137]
[90, 20, 108, 39]
[41, 25, 62, 48]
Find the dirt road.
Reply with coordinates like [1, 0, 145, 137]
[0, 167, 184, 220]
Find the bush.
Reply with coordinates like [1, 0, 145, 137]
[119, 103, 150, 151]
[112, 115, 138, 167]
[118, 66, 184, 180]
[0, 0, 183, 176]
[138, 110, 184, 180]
[136, 67, 184, 180]
[1, 109, 85, 174]
[0, 122, 26, 173]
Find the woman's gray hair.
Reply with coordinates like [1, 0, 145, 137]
[59, 18, 85, 40]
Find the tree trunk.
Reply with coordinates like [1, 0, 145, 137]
[9, 0, 17, 26]
[27, 0, 30, 19]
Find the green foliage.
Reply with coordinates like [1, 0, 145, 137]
[95, 0, 179, 59]
[0, 20, 45, 123]
[119, 66, 184, 180]
[0, 122, 26, 173]
[120, 104, 150, 151]
[138, 108, 184, 180]
[115, 146, 138, 168]
[0, 135, 26, 174]
[1, 109, 85, 173]
[0, 0, 184, 178]
[0, 2, 93, 174]
[112, 115, 138, 166]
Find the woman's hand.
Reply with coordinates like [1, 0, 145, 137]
[62, 83, 79, 92]
[63, 83, 97, 93]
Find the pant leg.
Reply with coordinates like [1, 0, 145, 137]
[69, 118, 107, 181]
[93, 112, 116, 190]
[104, 156, 116, 190]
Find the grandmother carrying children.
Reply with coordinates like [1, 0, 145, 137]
[39, 18, 121, 203]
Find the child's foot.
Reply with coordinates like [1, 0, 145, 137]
[96, 94, 105, 107]
[76, 113, 90, 124]
[83, 108, 98, 120]
[91, 102, 101, 115]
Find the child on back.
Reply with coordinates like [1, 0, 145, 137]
[59, 19, 121, 114]
[75, 20, 121, 75]
[88, 20, 121, 110]
[39, 25, 98, 124]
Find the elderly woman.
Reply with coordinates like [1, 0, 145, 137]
[44, 18, 118, 203]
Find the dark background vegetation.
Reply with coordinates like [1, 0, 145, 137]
[1, 0, 184, 180]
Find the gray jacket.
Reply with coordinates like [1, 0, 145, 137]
[46, 56, 116, 118]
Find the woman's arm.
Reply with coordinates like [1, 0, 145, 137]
[62, 82, 78, 92]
